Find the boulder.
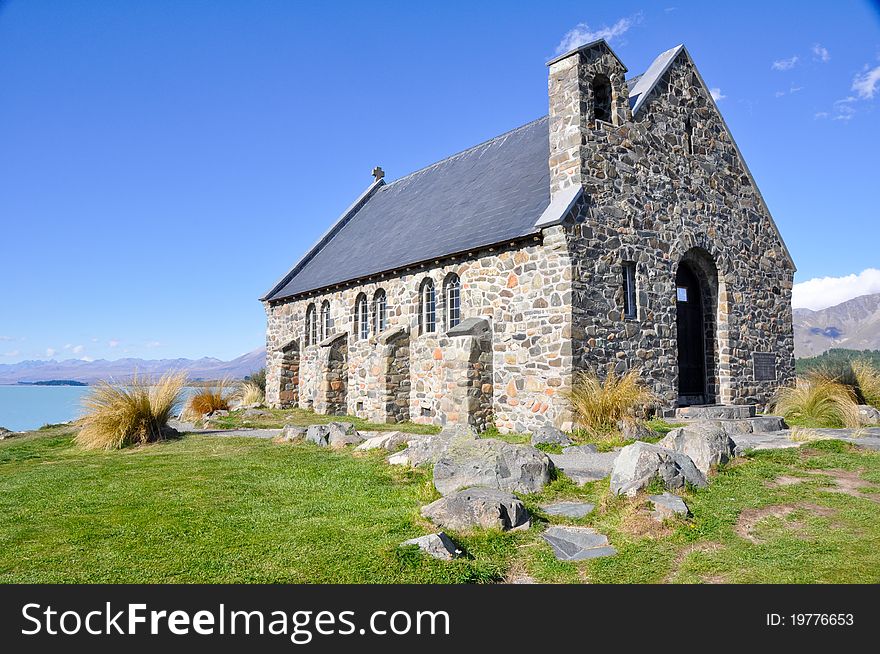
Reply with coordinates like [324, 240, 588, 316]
[355, 431, 412, 452]
[208, 409, 229, 419]
[858, 405, 880, 426]
[648, 493, 691, 521]
[388, 433, 459, 467]
[327, 422, 364, 448]
[421, 488, 530, 532]
[531, 425, 572, 446]
[0, 427, 16, 441]
[748, 416, 788, 433]
[610, 441, 707, 496]
[658, 421, 737, 475]
[273, 425, 306, 443]
[617, 419, 655, 441]
[540, 501, 595, 519]
[542, 526, 617, 561]
[432, 437, 553, 495]
[241, 408, 271, 418]
[547, 444, 619, 486]
[305, 424, 331, 447]
[400, 532, 461, 560]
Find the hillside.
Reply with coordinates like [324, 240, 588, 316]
[0, 348, 265, 385]
[794, 293, 880, 358]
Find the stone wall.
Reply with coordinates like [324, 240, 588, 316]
[549, 44, 795, 410]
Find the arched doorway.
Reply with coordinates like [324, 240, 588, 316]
[675, 248, 720, 406]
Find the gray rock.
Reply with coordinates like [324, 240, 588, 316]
[274, 425, 306, 443]
[649, 493, 691, 521]
[0, 427, 16, 440]
[548, 445, 619, 486]
[618, 419, 655, 441]
[542, 526, 617, 561]
[749, 416, 788, 432]
[355, 431, 412, 452]
[241, 408, 271, 418]
[610, 441, 707, 496]
[540, 501, 595, 518]
[531, 425, 572, 446]
[421, 488, 530, 532]
[400, 532, 461, 560]
[327, 422, 364, 448]
[388, 433, 458, 466]
[659, 421, 737, 475]
[305, 424, 330, 447]
[858, 405, 880, 426]
[208, 409, 230, 418]
[432, 437, 553, 495]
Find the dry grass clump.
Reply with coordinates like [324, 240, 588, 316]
[564, 369, 658, 440]
[184, 378, 232, 420]
[852, 360, 880, 409]
[771, 373, 860, 429]
[76, 372, 186, 450]
[235, 380, 265, 406]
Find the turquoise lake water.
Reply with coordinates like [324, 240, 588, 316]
[0, 386, 201, 432]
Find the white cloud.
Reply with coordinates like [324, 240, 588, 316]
[108, 339, 120, 348]
[555, 13, 642, 54]
[3, 350, 20, 357]
[72, 345, 84, 354]
[812, 44, 830, 63]
[80, 356, 94, 362]
[0, 336, 11, 342]
[814, 111, 829, 119]
[852, 64, 880, 99]
[789, 85, 804, 93]
[793, 268, 880, 310]
[45, 348, 56, 357]
[709, 87, 726, 102]
[775, 90, 786, 98]
[771, 56, 799, 71]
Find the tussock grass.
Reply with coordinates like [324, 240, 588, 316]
[564, 369, 658, 441]
[235, 380, 265, 407]
[853, 360, 880, 409]
[771, 373, 860, 429]
[184, 378, 232, 419]
[76, 372, 186, 450]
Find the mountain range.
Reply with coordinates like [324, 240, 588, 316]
[793, 292, 880, 358]
[0, 348, 266, 385]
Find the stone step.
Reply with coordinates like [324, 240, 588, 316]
[674, 415, 788, 435]
[547, 446, 620, 486]
[673, 404, 757, 420]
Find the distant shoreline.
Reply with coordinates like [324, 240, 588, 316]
[14, 380, 88, 387]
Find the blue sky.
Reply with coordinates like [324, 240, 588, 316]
[1, 0, 878, 364]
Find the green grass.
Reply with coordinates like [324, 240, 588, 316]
[2, 426, 879, 583]
[207, 407, 440, 435]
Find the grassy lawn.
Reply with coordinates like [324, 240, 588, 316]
[206, 407, 440, 435]
[1, 426, 879, 583]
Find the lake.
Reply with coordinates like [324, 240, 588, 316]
[0, 385, 202, 432]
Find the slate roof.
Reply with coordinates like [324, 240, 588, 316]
[264, 116, 550, 301]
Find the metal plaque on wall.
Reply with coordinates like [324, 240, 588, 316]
[753, 353, 777, 381]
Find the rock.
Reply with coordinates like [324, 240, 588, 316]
[540, 501, 595, 518]
[0, 427, 16, 440]
[421, 488, 530, 532]
[617, 419, 654, 441]
[208, 409, 229, 418]
[327, 422, 364, 448]
[610, 441, 707, 496]
[858, 405, 880, 426]
[273, 425, 306, 443]
[748, 416, 788, 432]
[649, 493, 691, 521]
[547, 445, 619, 486]
[432, 437, 553, 495]
[531, 425, 572, 446]
[355, 431, 412, 452]
[438, 423, 479, 439]
[658, 421, 737, 475]
[305, 424, 330, 447]
[388, 432, 459, 466]
[542, 526, 617, 561]
[400, 532, 461, 560]
[242, 408, 271, 418]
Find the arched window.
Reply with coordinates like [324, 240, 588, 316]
[420, 279, 436, 334]
[444, 274, 461, 330]
[305, 304, 317, 346]
[373, 289, 387, 334]
[591, 74, 612, 123]
[354, 294, 368, 340]
[320, 300, 331, 341]
[684, 117, 694, 155]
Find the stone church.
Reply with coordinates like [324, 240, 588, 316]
[261, 40, 795, 433]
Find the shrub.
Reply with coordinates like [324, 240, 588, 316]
[76, 372, 187, 450]
[236, 380, 265, 406]
[185, 379, 232, 419]
[564, 369, 658, 440]
[771, 373, 860, 428]
[852, 360, 880, 409]
[247, 368, 266, 394]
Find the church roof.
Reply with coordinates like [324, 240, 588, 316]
[263, 116, 551, 301]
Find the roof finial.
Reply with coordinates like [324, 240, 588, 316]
[371, 166, 384, 181]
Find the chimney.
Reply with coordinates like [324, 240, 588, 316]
[546, 40, 630, 199]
